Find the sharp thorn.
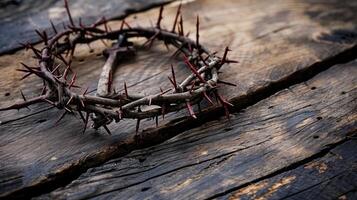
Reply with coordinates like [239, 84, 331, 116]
[186, 101, 197, 119]
[66, 95, 74, 106]
[20, 90, 27, 102]
[55, 110, 67, 125]
[203, 91, 214, 105]
[183, 55, 206, 83]
[171, 2, 182, 33]
[171, 64, 177, 90]
[82, 112, 89, 133]
[64, 0, 75, 26]
[156, 6, 164, 29]
[103, 124, 112, 135]
[124, 81, 128, 98]
[77, 110, 85, 123]
[217, 80, 237, 87]
[136, 119, 141, 135]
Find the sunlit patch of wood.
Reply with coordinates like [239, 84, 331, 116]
[304, 161, 328, 174]
[228, 181, 268, 200]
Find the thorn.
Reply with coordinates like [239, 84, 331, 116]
[120, 19, 131, 30]
[124, 81, 128, 98]
[77, 110, 85, 123]
[16, 68, 31, 73]
[43, 98, 56, 107]
[66, 95, 74, 106]
[183, 56, 206, 83]
[189, 80, 196, 93]
[20, 72, 33, 80]
[188, 41, 193, 53]
[160, 88, 171, 95]
[224, 59, 239, 64]
[20, 63, 39, 72]
[171, 2, 182, 32]
[136, 119, 141, 135]
[168, 76, 176, 90]
[163, 40, 170, 51]
[186, 101, 197, 119]
[35, 29, 46, 43]
[221, 46, 234, 65]
[217, 80, 237, 87]
[171, 64, 177, 90]
[25, 44, 41, 58]
[68, 73, 77, 89]
[143, 31, 159, 48]
[82, 87, 89, 96]
[55, 110, 67, 125]
[82, 112, 89, 133]
[171, 42, 185, 58]
[156, 6, 164, 29]
[50, 20, 58, 34]
[64, 106, 73, 113]
[51, 64, 61, 74]
[42, 30, 48, 45]
[20, 90, 27, 102]
[63, 64, 71, 80]
[79, 98, 85, 108]
[178, 15, 184, 36]
[40, 86, 47, 95]
[64, 0, 75, 27]
[215, 92, 233, 119]
[102, 17, 109, 33]
[203, 91, 214, 105]
[102, 124, 112, 135]
[161, 104, 166, 119]
[218, 95, 233, 107]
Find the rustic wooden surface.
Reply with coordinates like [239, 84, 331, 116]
[0, 0, 356, 199]
[0, 0, 173, 55]
[36, 61, 357, 200]
[219, 140, 357, 200]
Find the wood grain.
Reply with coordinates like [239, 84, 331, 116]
[220, 140, 357, 200]
[0, 0, 356, 198]
[0, 0, 174, 55]
[37, 61, 357, 200]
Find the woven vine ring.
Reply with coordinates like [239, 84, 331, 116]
[0, 0, 237, 134]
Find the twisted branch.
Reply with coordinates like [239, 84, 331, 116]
[1, 1, 238, 134]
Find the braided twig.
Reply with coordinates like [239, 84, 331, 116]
[0, 0, 238, 134]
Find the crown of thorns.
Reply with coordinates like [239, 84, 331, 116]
[0, 0, 238, 135]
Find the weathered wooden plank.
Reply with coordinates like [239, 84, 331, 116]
[37, 61, 357, 199]
[219, 140, 357, 200]
[0, 0, 174, 55]
[0, 0, 357, 198]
